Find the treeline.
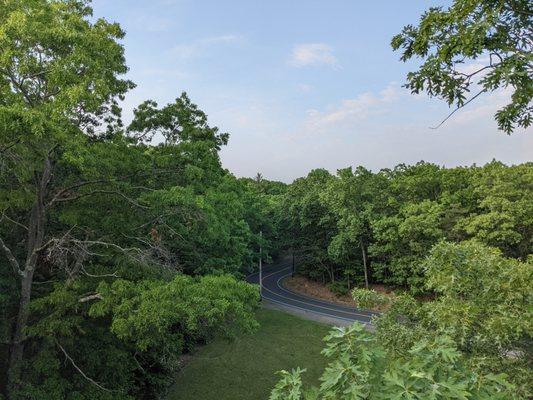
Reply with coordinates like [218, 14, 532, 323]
[278, 161, 532, 294]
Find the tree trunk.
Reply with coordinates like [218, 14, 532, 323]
[360, 238, 369, 289]
[7, 267, 35, 395]
[7, 158, 51, 398]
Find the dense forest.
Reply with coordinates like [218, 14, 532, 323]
[281, 162, 532, 294]
[1, 0, 531, 400]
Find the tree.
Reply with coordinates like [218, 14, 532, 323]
[370, 199, 445, 292]
[322, 167, 376, 289]
[392, 0, 532, 133]
[458, 161, 533, 258]
[0, 0, 132, 393]
[271, 241, 531, 399]
[281, 169, 338, 283]
[0, 2, 268, 398]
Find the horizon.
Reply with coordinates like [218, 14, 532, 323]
[92, 0, 532, 182]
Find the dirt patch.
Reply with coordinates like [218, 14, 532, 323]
[283, 275, 357, 307]
[283, 275, 396, 312]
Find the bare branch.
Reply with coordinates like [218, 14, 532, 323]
[0, 235, 24, 277]
[454, 64, 498, 81]
[72, 239, 142, 253]
[78, 293, 103, 303]
[430, 89, 487, 130]
[80, 266, 119, 279]
[56, 341, 112, 392]
[65, 237, 89, 286]
[1, 211, 29, 231]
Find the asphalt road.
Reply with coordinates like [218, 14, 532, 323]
[246, 261, 379, 325]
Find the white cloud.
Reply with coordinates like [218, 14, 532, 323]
[289, 43, 339, 68]
[170, 34, 243, 59]
[303, 83, 401, 132]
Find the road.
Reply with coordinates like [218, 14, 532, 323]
[246, 261, 379, 326]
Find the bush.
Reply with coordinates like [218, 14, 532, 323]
[352, 288, 391, 310]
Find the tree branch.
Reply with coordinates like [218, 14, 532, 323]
[0, 235, 24, 277]
[52, 189, 149, 209]
[48, 179, 111, 206]
[78, 293, 103, 303]
[56, 341, 112, 392]
[48, 169, 181, 207]
[430, 89, 487, 130]
[1, 211, 29, 231]
[80, 266, 118, 279]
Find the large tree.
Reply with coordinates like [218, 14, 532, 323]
[0, 0, 133, 394]
[0, 4, 267, 399]
[392, 0, 532, 133]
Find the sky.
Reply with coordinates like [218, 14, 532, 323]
[92, 0, 532, 182]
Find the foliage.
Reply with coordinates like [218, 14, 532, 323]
[392, 0, 532, 134]
[457, 162, 533, 258]
[377, 241, 532, 397]
[270, 323, 516, 400]
[8, 273, 258, 399]
[351, 288, 390, 310]
[272, 241, 531, 399]
[89, 275, 259, 354]
[270, 368, 306, 400]
[281, 161, 532, 294]
[0, 1, 275, 398]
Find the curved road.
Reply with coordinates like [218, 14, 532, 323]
[246, 261, 379, 326]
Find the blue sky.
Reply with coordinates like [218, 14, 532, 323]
[92, 0, 532, 182]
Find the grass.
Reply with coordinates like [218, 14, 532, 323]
[166, 308, 332, 400]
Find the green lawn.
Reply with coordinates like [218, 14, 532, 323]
[167, 308, 332, 400]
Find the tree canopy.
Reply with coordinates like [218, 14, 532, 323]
[0, 1, 282, 398]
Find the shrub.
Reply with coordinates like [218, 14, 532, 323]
[352, 288, 391, 310]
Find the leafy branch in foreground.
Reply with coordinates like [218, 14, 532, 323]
[392, 0, 532, 133]
[270, 323, 516, 400]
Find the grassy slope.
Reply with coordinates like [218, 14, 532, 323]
[167, 308, 331, 400]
